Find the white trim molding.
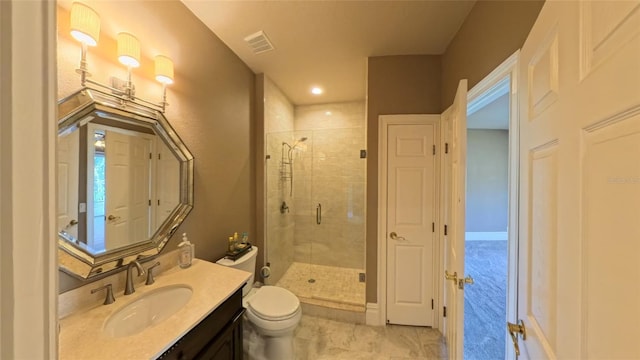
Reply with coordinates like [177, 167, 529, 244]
[467, 50, 520, 360]
[0, 1, 58, 358]
[365, 303, 381, 326]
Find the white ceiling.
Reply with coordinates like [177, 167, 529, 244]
[182, 0, 476, 105]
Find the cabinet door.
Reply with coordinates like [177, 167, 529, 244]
[196, 310, 244, 360]
[157, 289, 244, 360]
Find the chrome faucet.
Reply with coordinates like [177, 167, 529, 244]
[124, 260, 146, 295]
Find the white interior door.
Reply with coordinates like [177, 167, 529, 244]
[57, 130, 79, 238]
[385, 115, 438, 326]
[443, 79, 468, 359]
[515, 1, 640, 358]
[156, 142, 180, 226]
[129, 135, 152, 242]
[105, 130, 152, 250]
[105, 130, 133, 249]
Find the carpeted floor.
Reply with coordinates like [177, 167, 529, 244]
[464, 240, 508, 360]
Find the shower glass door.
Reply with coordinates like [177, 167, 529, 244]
[265, 127, 366, 308]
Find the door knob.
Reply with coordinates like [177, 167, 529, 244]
[507, 320, 527, 356]
[445, 270, 458, 282]
[389, 232, 406, 241]
[63, 219, 78, 230]
[107, 215, 121, 221]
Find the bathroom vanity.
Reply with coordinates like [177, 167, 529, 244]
[59, 260, 250, 359]
[158, 288, 243, 359]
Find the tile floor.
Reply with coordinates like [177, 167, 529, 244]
[276, 262, 366, 309]
[294, 315, 448, 360]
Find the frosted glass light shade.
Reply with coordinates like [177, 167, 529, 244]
[117, 32, 140, 68]
[70, 2, 100, 46]
[154, 56, 174, 85]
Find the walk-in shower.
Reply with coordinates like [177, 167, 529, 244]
[264, 102, 366, 312]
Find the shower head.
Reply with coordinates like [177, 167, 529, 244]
[283, 137, 308, 150]
[292, 137, 308, 147]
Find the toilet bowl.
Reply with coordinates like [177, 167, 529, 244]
[216, 246, 301, 359]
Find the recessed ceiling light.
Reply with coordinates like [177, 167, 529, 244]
[311, 87, 323, 95]
[325, 111, 332, 116]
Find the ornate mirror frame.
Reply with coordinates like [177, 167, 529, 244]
[57, 88, 194, 279]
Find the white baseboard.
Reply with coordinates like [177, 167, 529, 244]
[465, 231, 508, 241]
[366, 303, 382, 326]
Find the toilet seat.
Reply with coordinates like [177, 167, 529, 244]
[247, 286, 300, 321]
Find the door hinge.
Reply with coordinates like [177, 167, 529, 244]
[431, 299, 434, 310]
[158, 153, 161, 160]
[443, 306, 447, 317]
[444, 224, 448, 236]
[148, 199, 151, 206]
[158, 199, 160, 206]
[432, 222, 435, 232]
[149, 152, 152, 159]
[433, 144, 436, 155]
[445, 143, 449, 154]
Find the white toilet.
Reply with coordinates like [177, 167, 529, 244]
[216, 246, 301, 359]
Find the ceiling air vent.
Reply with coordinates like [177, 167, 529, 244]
[244, 30, 275, 54]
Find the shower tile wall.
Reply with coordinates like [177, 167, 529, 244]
[264, 77, 295, 284]
[293, 102, 366, 270]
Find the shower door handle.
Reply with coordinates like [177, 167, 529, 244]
[316, 203, 322, 225]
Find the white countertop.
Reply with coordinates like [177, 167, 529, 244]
[59, 259, 250, 359]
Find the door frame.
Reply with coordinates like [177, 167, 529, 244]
[460, 50, 520, 358]
[376, 114, 441, 327]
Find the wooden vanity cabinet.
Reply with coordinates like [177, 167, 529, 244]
[157, 287, 244, 360]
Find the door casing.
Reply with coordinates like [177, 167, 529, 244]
[462, 51, 520, 360]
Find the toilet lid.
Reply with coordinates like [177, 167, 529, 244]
[247, 286, 300, 321]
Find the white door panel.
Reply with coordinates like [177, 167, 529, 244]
[516, 0, 640, 358]
[106, 131, 132, 250]
[57, 131, 79, 239]
[130, 135, 151, 241]
[105, 130, 151, 250]
[386, 118, 438, 327]
[443, 79, 468, 360]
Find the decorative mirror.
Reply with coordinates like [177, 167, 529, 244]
[57, 88, 193, 279]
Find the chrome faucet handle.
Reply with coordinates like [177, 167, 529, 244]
[91, 284, 115, 305]
[124, 260, 146, 295]
[145, 261, 161, 285]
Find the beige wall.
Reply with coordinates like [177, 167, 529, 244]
[365, 1, 542, 303]
[366, 55, 442, 302]
[57, 1, 255, 292]
[441, 0, 544, 110]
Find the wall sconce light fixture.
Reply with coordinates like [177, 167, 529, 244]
[154, 55, 174, 112]
[70, 2, 100, 84]
[69, 1, 174, 113]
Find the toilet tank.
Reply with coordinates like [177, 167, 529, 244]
[216, 246, 258, 296]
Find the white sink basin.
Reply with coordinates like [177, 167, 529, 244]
[103, 284, 193, 338]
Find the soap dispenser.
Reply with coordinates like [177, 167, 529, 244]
[178, 233, 194, 268]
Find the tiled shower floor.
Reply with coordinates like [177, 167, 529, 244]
[275, 262, 366, 311]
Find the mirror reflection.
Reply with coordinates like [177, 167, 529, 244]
[57, 89, 193, 279]
[58, 120, 180, 255]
